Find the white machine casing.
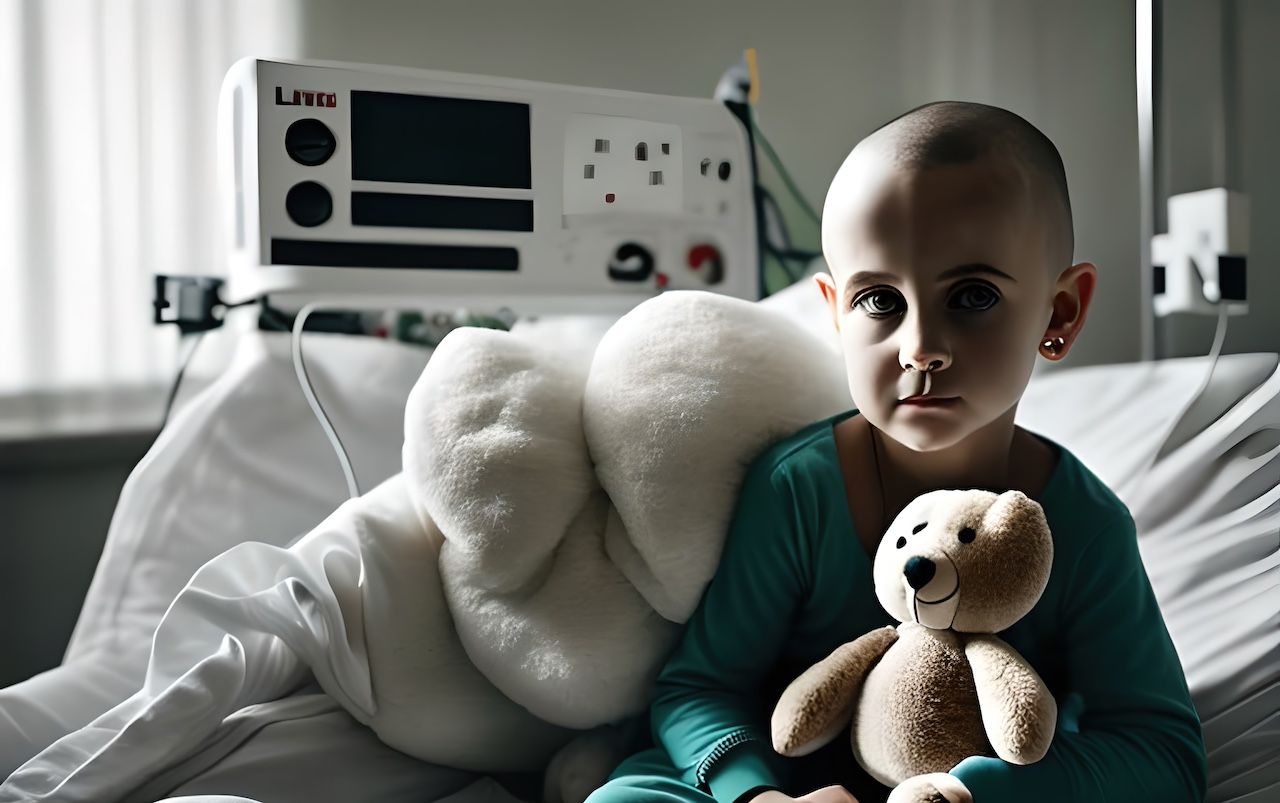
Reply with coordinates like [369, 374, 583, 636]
[218, 58, 759, 313]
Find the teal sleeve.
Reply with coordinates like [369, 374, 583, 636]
[650, 458, 807, 803]
[951, 512, 1208, 802]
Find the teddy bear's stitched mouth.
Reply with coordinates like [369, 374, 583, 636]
[914, 581, 959, 606]
[910, 579, 960, 630]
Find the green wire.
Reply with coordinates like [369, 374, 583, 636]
[750, 107, 822, 226]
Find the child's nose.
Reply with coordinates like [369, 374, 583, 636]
[898, 319, 952, 373]
[899, 352, 951, 377]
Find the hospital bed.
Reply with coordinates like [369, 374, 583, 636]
[1, 280, 1276, 802]
[3, 56, 1276, 802]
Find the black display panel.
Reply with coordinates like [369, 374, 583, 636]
[352, 192, 533, 231]
[351, 91, 531, 189]
[272, 239, 518, 271]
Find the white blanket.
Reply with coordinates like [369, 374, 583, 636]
[0, 475, 573, 803]
[1, 292, 851, 803]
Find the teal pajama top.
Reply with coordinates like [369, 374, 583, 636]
[651, 408, 1207, 803]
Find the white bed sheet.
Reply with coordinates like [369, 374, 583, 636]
[125, 687, 478, 803]
[1018, 351, 1280, 803]
[2, 288, 1276, 802]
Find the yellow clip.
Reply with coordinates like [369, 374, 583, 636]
[745, 47, 759, 105]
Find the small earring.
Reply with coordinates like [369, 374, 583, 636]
[1039, 336, 1066, 358]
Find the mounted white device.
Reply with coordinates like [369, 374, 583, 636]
[1152, 188, 1249, 317]
[218, 58, 760, 313]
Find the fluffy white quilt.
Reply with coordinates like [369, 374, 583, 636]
[1, 291, 851, 803]
[409, 291, 849, 727]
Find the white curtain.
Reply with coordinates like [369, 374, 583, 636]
[0, 0, 301, 395]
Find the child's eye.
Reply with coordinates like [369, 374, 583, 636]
[852, 289, 903, 317]
[951, 283, 1000, 311]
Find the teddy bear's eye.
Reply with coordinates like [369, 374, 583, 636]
[911, 522, 927, 534]
[895, 536, 907, 549]
[958, 527, 976, 544]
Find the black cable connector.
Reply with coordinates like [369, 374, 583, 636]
[153, 275, 229, 334]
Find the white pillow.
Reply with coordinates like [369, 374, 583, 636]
[65, 330, 432, 662]
[403, 291, 852, 729]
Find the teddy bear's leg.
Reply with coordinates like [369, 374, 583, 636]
[885, 773, 972, 803]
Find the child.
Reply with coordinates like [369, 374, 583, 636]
[585, 101, 1207, 803]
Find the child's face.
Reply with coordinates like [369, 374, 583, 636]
[815, 150, 1085, 452]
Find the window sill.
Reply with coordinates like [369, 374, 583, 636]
[0, 386, 166, 469]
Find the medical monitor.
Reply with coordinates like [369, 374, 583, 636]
[219, 58, 760, 313]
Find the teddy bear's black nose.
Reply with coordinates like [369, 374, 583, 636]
[903, 556, 936, 590]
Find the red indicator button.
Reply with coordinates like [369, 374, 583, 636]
[605, 193, 616, 204]
[686, 244, 725, 285]
[687, 244, 721, 270]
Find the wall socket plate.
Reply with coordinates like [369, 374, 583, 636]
[562, 114, 684, 215]
[1153, 187, 1249, 317]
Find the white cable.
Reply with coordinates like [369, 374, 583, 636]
[292, 302, 360, 500]
[1127, 302, 1230, 509]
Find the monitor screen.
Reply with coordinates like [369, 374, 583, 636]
[351, 90, 531, 189]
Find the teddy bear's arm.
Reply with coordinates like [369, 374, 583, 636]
[964, 634, 1057, 765]
[770, 625, 898, 757]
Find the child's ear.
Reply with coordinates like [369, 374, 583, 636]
[1041, 262, 1098, 359]
[814, 272, 842, 333]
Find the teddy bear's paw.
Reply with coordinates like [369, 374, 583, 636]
[886, 773, 973, 803]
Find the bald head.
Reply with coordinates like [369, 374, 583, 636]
[829, 101, 1074, 271]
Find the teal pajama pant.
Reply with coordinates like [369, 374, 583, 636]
[586, 747, 718, 803]
[586, 743, 891, 803]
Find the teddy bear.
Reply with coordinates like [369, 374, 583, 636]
[770, 488, 1058, 803]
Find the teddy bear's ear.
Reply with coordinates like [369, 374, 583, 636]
[980, 491, 1048, 540]
[946, 490, 1053, 633]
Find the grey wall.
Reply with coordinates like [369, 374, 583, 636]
[297, 0, 1144, 369]
[0, 434, 154, 687]
[1158, 0, 1280, 358]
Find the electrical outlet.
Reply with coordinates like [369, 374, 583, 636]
[563, 114, 683, 215]
[1153, 188, 1249, 317]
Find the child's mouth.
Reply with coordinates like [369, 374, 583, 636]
[898, 396, 958, 407]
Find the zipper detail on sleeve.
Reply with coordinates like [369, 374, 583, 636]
[694, 727, 757, 788]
